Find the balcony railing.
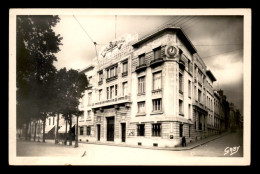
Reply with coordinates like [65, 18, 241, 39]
[150, 58, 164, 67]
[106, 75, 118, 83]
[98, 80, 103, 85]
[122, 71, 128, 77]
[91, 95, 131, 108]
[152, 89, 162, 95]
[86, 84, 93, 89]
[135, 64, 147, 72]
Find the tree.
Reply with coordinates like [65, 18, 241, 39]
[16, 15, 62, 141]
[56, 68, 88, 146]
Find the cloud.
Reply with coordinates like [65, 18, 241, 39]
[208, 50, 243, 84]
[52, 15, 244, 113]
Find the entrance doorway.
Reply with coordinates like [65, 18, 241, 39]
[121, 123, 126, 142]
[97, 124, 101, 141]
[106, 117, 114, 141]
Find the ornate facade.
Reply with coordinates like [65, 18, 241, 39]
[76, 27, 224, 147]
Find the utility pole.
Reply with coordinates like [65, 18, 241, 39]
[74, 116, 79, 148]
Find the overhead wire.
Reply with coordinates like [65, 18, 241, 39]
[178, 16, 196, 28]
[174, 16, 191, 26]
[73, 15, 100, 70]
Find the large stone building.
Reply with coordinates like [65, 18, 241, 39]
[76, 27, 225, 148]
[21, 27, 237, 147]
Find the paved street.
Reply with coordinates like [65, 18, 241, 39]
[16, 131, 243, 164]
[188, 130, 243, 157]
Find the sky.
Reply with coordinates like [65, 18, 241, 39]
[53, 15, 243, 114]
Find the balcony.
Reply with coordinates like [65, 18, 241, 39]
[122, 71, 128, 77]
[86, 84, 93, 90]
[98, 80, 103, 86]
[179, 59, 185, 70]
[150, 58, 164, 67]
[179, 112, 184, 116]
[106, 75, 118, 83]
[135, 64, 147, 72]
[152, 89, 162, 95]
[91, 95, 131, 109]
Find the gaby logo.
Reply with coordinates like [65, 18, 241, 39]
[101, 39, 125, 58]
[224, 146, 240, 156]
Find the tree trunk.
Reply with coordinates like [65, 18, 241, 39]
[25, 122, 28, 141]
[69, 115, 72, 146]
[74, 116, 79, 148]
[55, 113, 60, 144]
[33, 121, 37, 141]
[38, 120, 40, 142]
[43, 118, 46, 143]
[28, 121, 31, 141]
[64, 120, 67, 145]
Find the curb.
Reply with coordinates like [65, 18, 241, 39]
[79, 132, 230, 151]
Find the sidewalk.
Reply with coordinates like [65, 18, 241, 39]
[79, 131, 230, 151]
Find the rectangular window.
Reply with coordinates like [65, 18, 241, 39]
[198, 90, 201, 102]
[189, 125, 191, 137]
[80, 127, 84, 135]
[49, 118, 51, 125]
[88, 76, 92, 85]
[107, 66, 117, 78]
[188, 104, 191, 119]
[110, 68, 114, 77]
[80, 114, 84, 120]
[122, 61, 128, 73]
[138, 76, 145, 94]
[139, 54, 145, 65]
[179, 124, 183, 137]
[99, 89, 102, 101]
[154, 47, 161, 59]
[87, 110, 91, 120]
[115, 85, 118, 96]
[115, 66, 117, 75]
[179, 73, 183, 94]
[107, 69, 109, 78]
[137, 124, 145, 136]
[98, 71, 103, 82]
[152, 98, 162, 112]
[179, 100, 183, 115]
[107, 87, 109, 99]
[153, 71, 162, 90]
[194, 86, 197, 100]
[122, 82, 128, 96]
[188, 59, 192, 72]
[199, 115, 202, 130]
[138, 101, 145, 113]
[87, 126, 91, 135]
[88, 93, 92, 105]
[188, 80, 191, 97]
[110, 86, 114, 99]
[152, 123, 161, 137]
[195, 113, 198, 130]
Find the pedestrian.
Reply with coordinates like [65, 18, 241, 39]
[182, 136, 186, 147]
